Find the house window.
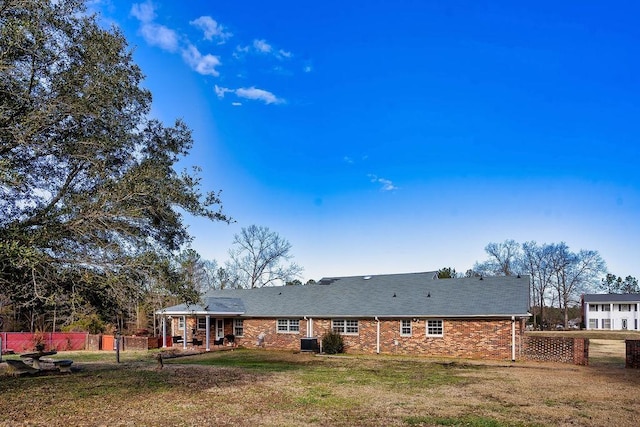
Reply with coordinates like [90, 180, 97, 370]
[197, 317, 207, 330]
[332, 319, 359, 335]
[588, 319, 598, 329]
[426, 319, 444, 337]
[601, 304, 611, 311]
[233, 319, 244, 337]
[178, 317, 185, 330]
[619, 304, 631, 312]
[400, 319, 412, 336]
[277, 319, 300, 333]
[601, 319, 611, 329]
[589, 304, 598, 312]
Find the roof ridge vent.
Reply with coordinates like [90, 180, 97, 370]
[363, 276, 372, 280]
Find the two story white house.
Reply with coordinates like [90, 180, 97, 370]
[582, 294, 640, 331]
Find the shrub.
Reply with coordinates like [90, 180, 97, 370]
[321, 330, 344, 354]
[63, 313, 107, 335]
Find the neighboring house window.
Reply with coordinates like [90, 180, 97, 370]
[589, 304, 598, 312]
[601, 304, 611, 311]
[601, 319, 611, 329]
[426, 319, 444, 337]
[619, 304, 631, 311]
[589, 319, 598, 329]
[332, 319, 359, 335]
[197, 317, 207, 330]
[400, 319, 412, 336]
[635, 319, 638, 330]
[233, 319, 244, 337]
[277, 319, 300, 333]
[178, 317, 185, 330]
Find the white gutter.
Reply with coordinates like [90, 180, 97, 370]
[375, 316, 380, 354]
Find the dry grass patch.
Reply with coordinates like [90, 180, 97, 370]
[1, 349, 639, 426]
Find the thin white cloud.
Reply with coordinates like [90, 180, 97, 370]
[190, 16, 232, 42]
[232, 45, 249, 59]
[140, 23, 179, 52]
[182, 45, 221, 76]
[215, 85, 284, 105]
[253, 39, 272, 53]
[214, 85, 233, 98]
[130, 2, 178, 52]
[343, 156, 354, 164]
[130, 1, 155, 23]
[236, 87, 284, 104]
[303, 65, 313, 73]
[278, 49, 292, 59]
[369, 174, 398, 192]
[231, 102, 242, 106]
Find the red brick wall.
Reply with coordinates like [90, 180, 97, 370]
[522, 336, 589, 365]
[238, 317, 522, 360]
[626, 340, 640, 369]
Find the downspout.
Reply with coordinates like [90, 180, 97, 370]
[182, 315, 187, 350]
[161, 315, 167, 348]
[205, 315, 211, 351]
[375, 317, 380, 354]
[511, 316, 516, 362]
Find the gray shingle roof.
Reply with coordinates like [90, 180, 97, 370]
[583, 293, 640, 303]
[160, 272, 531, 318]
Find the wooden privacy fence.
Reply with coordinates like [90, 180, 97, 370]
[1, 332, 88, 353]
[88, 334, 167, 351]
[1, 332, 167, 353]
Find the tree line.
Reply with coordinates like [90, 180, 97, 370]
[0, 1, 305, 334]
[0, 0, 233, 334]
[438, 240, 638, 330]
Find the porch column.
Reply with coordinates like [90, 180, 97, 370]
[182, 315, 187, 349]
[162, 316, 167, 348]
[205, 315, 211, 351]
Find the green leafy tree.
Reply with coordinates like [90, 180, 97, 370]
[437, 267, 457, 279]
[0, 0, 229, 330]
[601, 274, 639, 294]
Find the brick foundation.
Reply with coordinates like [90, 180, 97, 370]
[626, 340, 640, 369]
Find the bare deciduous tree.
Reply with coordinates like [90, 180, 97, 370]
[228, 225, 303, 288]
[474, 240, 522, 276]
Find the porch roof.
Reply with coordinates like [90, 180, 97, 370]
[157, 297, 245, 316]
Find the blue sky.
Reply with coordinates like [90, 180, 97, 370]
[95, 1, 639, 283]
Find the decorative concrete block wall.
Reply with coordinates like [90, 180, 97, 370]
[522, 336, 589, 365]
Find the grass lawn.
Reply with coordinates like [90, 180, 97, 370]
[1, 347, 639, 427]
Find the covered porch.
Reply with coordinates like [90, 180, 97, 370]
[156, 297, 245, 352]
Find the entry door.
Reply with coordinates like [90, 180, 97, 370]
[622, 318, 628, 330]
[216, 319, 224, 339]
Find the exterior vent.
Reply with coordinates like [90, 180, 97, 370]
[363, 276, 372, 280]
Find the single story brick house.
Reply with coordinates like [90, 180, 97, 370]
[582, 293, 640, 331]
[157, 272, 531, 360]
